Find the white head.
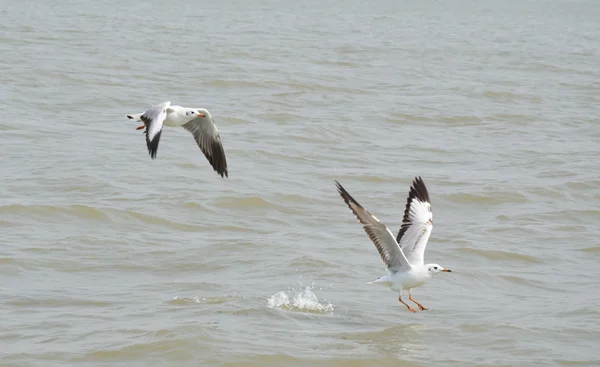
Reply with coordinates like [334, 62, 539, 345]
[426, 263, 452, 275]
[184, 109, 206, 119]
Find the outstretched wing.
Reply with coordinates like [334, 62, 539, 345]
[396, 176, 433, 266]
[181, 110, 228, 178]
[336, 181, 412, 272]
[141, 101, 170, 159]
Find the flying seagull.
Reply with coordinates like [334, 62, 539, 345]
[335, 177, 451, 312]
[126, 101, 228, 178]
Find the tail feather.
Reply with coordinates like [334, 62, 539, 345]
[369, 275, 393, 287]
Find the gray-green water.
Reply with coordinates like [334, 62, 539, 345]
[1, 0, 599, 366]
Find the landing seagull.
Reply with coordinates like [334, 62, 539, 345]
[335, 177, 451, 312]
[126, 101, 228, 178]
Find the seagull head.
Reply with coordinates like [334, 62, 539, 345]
[185, 109, 206, 118]
[426, 263, 451, 275]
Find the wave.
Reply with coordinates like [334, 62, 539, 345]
[0, 203, 209, 232]
[456, 248, 541, 263]
[443, 191, 528, 204]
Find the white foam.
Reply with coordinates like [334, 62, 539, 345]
[267, 285, 333, 313]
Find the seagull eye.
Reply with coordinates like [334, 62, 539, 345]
[434, 266, 438, 270]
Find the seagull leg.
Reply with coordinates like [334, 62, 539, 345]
[398, 293, 417, 313]
[408, 290, 428, 311]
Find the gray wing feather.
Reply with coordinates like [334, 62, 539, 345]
[336, 181, 412, 272]
[182, 116, 228, 178]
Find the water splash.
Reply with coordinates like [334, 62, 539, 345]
[267, 285, 334, 313]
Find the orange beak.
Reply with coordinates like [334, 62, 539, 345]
[442, 269, 452, 272]
[198, 113, 206, 117]
[136, 125, 145, 130]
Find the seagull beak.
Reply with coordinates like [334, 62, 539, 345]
[442, 269, 452, 272]
[197, 112, 206, 117]
[136, 125, 145, 130]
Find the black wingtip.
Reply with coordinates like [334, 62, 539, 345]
[334, 180, 345, 195]
[207, 140, 228, 178]
[335, 180, 362, 208]
[410, 176, 430, 204]
[126, 115, 134, 120]
[146, 130, 162, 160]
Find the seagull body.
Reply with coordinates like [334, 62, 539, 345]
[127, 101, 228, 177]
[336, 177, 451, 312]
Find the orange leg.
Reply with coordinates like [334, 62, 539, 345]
[399, 295, 417, 313]
[409, 291, 428, 311]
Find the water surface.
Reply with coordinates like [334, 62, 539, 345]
[1, 0, 599, 366]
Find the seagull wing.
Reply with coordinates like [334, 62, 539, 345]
[182, 110, 228, 178]
[140, 101, 170, 159]
[396, 176, 433, 266]
[336, 181, 412, 272]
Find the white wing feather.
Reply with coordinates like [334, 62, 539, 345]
[143, 101, 170, 142]
[140, 101, 170, 159]
[396, 177, 433, 266]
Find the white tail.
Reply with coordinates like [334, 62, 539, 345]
[369, 275, 393, 287]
